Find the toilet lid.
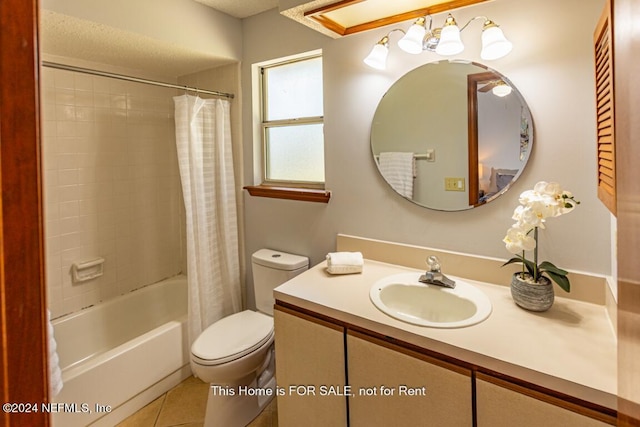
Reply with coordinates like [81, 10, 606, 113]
[191, 310, 273, 365]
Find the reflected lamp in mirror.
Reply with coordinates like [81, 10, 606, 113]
[364, 14, 512, 70]
[492, 81, 513, 97]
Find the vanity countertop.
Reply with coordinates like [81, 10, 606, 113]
[274, 259, 617, 409]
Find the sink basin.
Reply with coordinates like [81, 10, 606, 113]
[370, 272, 492, 328]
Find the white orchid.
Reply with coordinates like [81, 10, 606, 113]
[503, 225, 537, 254]
[503, 181, 580, 292]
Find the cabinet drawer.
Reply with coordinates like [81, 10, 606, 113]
[347, 331, 472, 427]
[476, 374, 614, 426]
[274, 307, 347, 427]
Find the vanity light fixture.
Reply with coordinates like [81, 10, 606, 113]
[363, 29, 406, 70]
[364, 13, 512, 70]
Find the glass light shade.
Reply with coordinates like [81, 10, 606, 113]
[435, 24, 464, 56]
[397, 24, 426, 54]
[364, 43, 389, 70]
[481, 26, 513, 60]
[492, 84, 512, 97]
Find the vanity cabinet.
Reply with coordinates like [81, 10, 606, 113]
[274, 303, 615, 426]
[273, 307, 347, 427]
[347, 330, 473, 427]
[475, 373, 612, 427]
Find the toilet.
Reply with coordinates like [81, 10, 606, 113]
[190, 249, 308, 427]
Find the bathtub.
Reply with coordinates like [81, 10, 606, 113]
[51, 275, 190, 427]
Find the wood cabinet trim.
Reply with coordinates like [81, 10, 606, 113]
[244, 185, 331, 203]
[593, 0, 616, 215]
[274, 303, 344, 332]
[476, 372, 617, 425]
[303, 0, 490, 37]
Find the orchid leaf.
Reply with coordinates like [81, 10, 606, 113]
[502, 257, 523, 267]
[502, 256, 535, 276]
[546, 270, 571, 292]
[539, 261, 568, 276]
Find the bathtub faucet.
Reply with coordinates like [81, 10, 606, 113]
[419, 256, 456, 289]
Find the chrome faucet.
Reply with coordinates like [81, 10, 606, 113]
[419, 256, 456, 289]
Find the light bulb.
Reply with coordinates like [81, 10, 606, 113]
[398, 23, 426, 54]
[364, 42, 389, 70]
[481, 24, 512, 60]
[435, 16, 463, 56]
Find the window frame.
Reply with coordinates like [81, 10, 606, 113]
[259, 53, 325, 189]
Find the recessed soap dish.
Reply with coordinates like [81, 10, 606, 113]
[72, 257, 105, 283]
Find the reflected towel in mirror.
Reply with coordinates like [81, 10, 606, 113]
[378, 152, 415, 198]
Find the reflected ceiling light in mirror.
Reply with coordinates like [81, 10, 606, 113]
[492, 82, 513, 97]
[364, 13, 512, 70]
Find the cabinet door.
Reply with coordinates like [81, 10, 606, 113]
[476, 374, 614, 426]
[347, 331, 473, 427]
[274, 307, 347, 427]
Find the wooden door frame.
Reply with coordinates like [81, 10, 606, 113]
[467, 71, 500, 207]
[614, 0, 640, 424]
[0, 0, 50, 425]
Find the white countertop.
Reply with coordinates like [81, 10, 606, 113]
[274, 259, 617, 398]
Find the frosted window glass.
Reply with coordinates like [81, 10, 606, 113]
[266, 124, 324, 182]
[265, 57, 323, 121]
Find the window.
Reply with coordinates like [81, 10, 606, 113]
[260, 54, 324, 188]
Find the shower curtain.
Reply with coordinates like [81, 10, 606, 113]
[174, 95, 242, 346]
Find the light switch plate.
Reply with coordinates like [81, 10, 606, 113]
[445, 177, 465, 191]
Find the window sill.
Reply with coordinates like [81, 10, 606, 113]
[244, 185, 331, 203]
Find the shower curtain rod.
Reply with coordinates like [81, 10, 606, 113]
[42, 61, 235, 99]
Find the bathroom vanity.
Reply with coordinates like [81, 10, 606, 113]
[273, 249, 616, 426]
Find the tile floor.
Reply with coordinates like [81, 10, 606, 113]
[117, 376, 278, 427]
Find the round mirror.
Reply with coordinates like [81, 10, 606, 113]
[371, 60, 533, 211]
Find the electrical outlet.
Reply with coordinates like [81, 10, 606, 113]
[444, 177, 465, 191]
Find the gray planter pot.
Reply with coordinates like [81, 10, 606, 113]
[510, 273, 554, 312]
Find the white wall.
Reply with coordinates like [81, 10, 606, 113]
[242, 0, 610, 307]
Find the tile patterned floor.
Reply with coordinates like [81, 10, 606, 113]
[117, 376, 278, 427]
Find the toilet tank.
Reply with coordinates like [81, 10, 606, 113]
[252, 249, 308, 315]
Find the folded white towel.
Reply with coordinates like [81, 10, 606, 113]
[47, 309, 63, 396]
[326, 252, 364, 275]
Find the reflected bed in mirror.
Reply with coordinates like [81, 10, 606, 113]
[371, 60, 533, 211]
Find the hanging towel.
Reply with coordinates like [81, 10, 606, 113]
[378, 152, 415, 198]
[47, 310, 63, 396]
[326, 252, 364, 275]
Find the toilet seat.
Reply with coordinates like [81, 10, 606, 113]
[191, 310, 274, 366]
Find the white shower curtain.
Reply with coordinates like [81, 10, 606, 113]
[174, 95, 242, 346]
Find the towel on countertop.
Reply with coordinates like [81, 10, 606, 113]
[47, 309, 63, 396]
[326, 251, 364, 275]
[378, 152, 415, 199]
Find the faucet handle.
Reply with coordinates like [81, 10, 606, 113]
[426, 255, 441, 272]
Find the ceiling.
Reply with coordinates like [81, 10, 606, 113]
[192, 0, 278, 18]
[40, 10, 229, 78]
[39, 0, 279, 79]
[40, 0, 489, 78]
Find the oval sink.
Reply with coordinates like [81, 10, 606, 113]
[370, 272, 492, 328]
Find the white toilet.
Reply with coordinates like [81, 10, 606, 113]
[190, 248, 308, 427]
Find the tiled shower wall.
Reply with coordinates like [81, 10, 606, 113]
[41, 67, 185, 318]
